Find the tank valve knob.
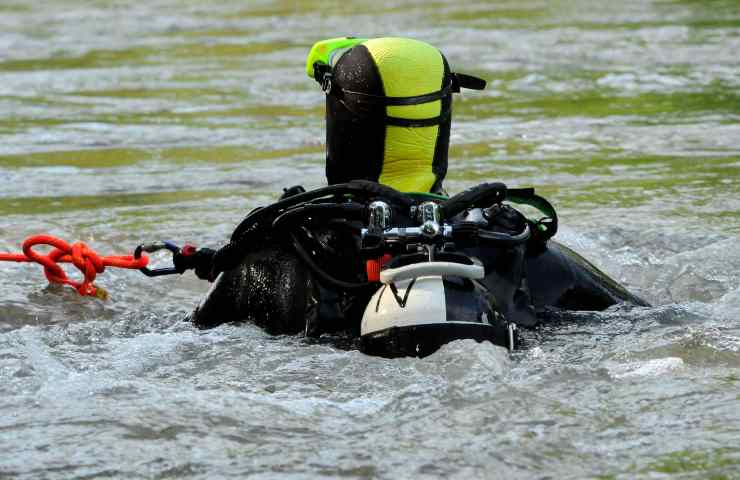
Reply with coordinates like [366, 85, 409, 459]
[367, 201, 391, 235]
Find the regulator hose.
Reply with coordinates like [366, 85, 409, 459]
[288, 231, 375, 291]
[440, 182, 507, 219]
[202, 180, 554, 285]
[209, 181, 413, 279]
[230, 180, 413, 242]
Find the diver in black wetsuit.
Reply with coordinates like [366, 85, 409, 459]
[189, 37, 648, 346]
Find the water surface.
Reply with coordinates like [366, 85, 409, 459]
[1, 1, 739, 478]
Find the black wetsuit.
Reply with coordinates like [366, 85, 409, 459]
[190, 188, 648, 335]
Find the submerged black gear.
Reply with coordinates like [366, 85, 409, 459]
[188, 182, 649, 340]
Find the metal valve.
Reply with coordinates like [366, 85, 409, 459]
[367, 201, 391, 235]
[419, 202, 441, 237]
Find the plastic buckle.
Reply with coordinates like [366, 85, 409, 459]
[321, 73, 333, 94]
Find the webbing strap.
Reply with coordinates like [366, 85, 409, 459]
[385, 108, 451, 127]
[507, 188, 559, 240]
[331, 72, 486, 107]
[341, 80, 455, 106]
[334, 97, 452, 127]
[313, 62, 486, 128]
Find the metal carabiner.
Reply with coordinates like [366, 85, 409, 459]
[134, 241, 181, 277]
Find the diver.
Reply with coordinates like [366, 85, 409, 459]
[186, 37, 648, 356]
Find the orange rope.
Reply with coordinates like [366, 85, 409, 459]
[0, 235, 149, 298]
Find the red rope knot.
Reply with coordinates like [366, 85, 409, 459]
[0, 234, 149, 298]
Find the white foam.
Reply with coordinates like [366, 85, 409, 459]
[609, 357, 685, 380]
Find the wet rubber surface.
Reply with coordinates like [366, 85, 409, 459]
[1, 1, 739, 478]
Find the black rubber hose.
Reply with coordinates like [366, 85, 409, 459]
[271, 203, 366, 231]
[441, 182, 507, 219]
[288, 231, 375, 292]
[231, 181, 412, 242]
[478, 223, 531, 247]
[215, 192, 372, 279]
[230, 186, 351, 242]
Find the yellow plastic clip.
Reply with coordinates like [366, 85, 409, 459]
[93, 285, 109, 301]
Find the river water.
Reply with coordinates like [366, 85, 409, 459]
[1, 0, 739, 478]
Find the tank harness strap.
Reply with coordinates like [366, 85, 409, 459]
[313, 61, 486, 128]
[340, 78, 455, 106]
[384, 113, 450, 128]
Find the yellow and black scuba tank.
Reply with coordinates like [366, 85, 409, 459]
[306, 37, 486, 193]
